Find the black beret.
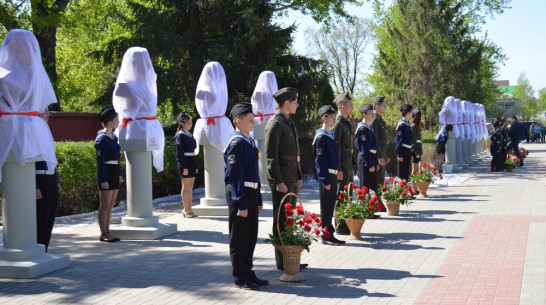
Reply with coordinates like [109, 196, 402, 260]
[230, 102, 253, 119]
[359, 104, 373, 114]
[333, 92, 351, 106]
[371, 96, 386, 104]
[273, 87, 298, 104]
[177, 112, 191, 123]
[412, 108, 421, 117]
[493, 121, 500, 128]
[318, 105, 336, 118]
[399, 104, 413, 113]
[98, 106, 117, 123]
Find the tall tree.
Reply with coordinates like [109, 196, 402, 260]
[306, 17, 373, 96]
[514, 72, 537, 119]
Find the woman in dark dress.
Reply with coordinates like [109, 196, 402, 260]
[95, 106, 122, 242]
[174, 112, 198, 218]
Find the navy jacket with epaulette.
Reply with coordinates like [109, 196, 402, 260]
[490, 131, 502, 153]
[355, 122, 378, 168]
[436, 130, 449, 154]
[94, 130, 121, 183]
[224, 131, 262, 210]
[174, 129, 197, 169]
[312, 129, 339, 186]
[395, 119, 413, 158]
[35, 161, 59, 189]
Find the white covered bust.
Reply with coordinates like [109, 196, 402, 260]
[193, 61, 233, 153]
[251, 71, 278, 125]
[113, 47, 165, 172]
[0, 29, 57, 170]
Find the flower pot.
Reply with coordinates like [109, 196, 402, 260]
[506, 166, 514, 172]
[443, 164, 453, 173]
[413, 181, 431, 198]
[344, 218, 366, 240]
[386, 200, 401, 216]
[275, 244, 305, 282]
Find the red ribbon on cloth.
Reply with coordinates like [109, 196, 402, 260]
[121, 116, 157, 128]
[203, 114, 225, 126]
[255, 112, 275, 122]
[0, 110, 39, 117]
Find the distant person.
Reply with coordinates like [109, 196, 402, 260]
[95, 106, 122, 242]
[411, 109, 423, 177]
[534, 124, 541, 142]
[508, 115, 528, 166]
[394, 104, 413, 180]
[434, 125, 454, 172]
[36, 107, 61, 252]
[529, 123, 536, 143]
[490, 122, 502, 172]
[174, 112, 198, 218]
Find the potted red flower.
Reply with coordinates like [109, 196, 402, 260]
[378, 177, 414, 216]
[336, 183, 384, 240]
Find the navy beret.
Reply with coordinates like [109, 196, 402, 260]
[230, 102, 253, 119]
[273, 87, 298, 104]
[318, 105, 336, 117]
[177, 112, 191, 123]
[399, 104, 413, 113]
[98, 106, 117, 123]
[359, 104, 373, 114]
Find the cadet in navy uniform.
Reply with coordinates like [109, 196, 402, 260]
[35, 107, 61, 252]
[174, 112, 198, 218]
[490, 122, 503, 171]
[224, 103, 268, 290]
[434, 124, 453, 172]
[356, 104, 379, 192]
[95, 106, 122, 243]
[313, 105, 344, 246]
[395, 104, 413, 181]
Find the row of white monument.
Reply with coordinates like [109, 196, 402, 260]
[0, 51, 489, 278]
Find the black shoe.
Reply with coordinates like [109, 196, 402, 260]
[322, 237, 338, 246]
[336, 230, 350, 235]
[330, 236, 346, 245]
[234, 280, 259, 290]
[379, 208, 387, 212]
[277, 263, 308, 271]
[371, 214, 381, 219]
[251, 275, 269, 286]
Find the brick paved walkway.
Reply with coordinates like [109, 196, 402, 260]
[0, 144, 545, 304]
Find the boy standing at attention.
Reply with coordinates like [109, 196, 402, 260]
[490, 122, 502, 172]
[313, 105, 344, 246]
[224, 103, 268, 290]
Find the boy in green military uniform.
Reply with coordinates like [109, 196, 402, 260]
[371, 96, 388, 212]
[331, 92, 354, 235]
[265, 87, 306, 271]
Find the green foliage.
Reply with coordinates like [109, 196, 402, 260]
[336, 183, 380, 219]
[378, 178, 413, 205]
[410, 162, 439, 183]
[272, 0, 364, 26]
[514, 73, 538, 120]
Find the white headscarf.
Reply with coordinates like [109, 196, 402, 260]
[113, 47, 164, 172]
[0, 29, 57, 170]
[251, 71, 278, 125]
[193, 62, 233, 153]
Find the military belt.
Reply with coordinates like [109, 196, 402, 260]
[184, 152, 195, 156]
[244, 181, 259, 189]
[370, 149, 377, 154]
[35, 170, 54, 175]
[416, 140, 422, 143]
[105, 160, 119, 164]
[402, 144, 412, 149]
[328, 169, 338, 175]
[281, 155, 300, 162]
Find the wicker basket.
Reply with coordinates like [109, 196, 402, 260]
[275, 192, 306, 282]
[386, 200, 401, 216]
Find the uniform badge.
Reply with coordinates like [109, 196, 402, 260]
[231, 140, 238, 146]
[398, 130, 403, 136]
[316, 148, 322, 156]
[228, 154, 236, 165]
[361, 134, 366, 141]
[96, 149, 102, 157]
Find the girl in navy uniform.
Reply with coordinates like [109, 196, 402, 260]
[174, 112, 198, 218]
[224, 103, 267, 290]
[356, 104, 379, 192]
[313, 105, 343, 246]
[395, 104, 413, 181]
[95, 106, 122, 242]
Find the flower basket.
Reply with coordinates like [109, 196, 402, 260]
[266, 192, 326, 283]
[336, 183, 383, 240]
[505, 154, 520, 169]
[386, 200, 401, 216]
[413, 181, 431, 198]
[506, 166, 514, 172]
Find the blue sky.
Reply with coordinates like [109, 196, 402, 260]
[280, 1, 546, 97]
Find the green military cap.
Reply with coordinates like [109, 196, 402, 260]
[371, 96, 385, 104]
[273, 87, 298, 104]
[333, 92, 351, 106]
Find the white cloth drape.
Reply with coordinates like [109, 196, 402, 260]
[113, 47, 164, 172]
[462, 100, 473, 142]
[0, 29, 57, 170]
[436, 96, 459, 140]
[251, 71, 278, 125]
[466, 101, 477, 143]
[454, 98, 463, 139]
[478, 104, 487, 140]
[194, 62, 233, 153]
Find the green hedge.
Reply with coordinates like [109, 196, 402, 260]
[54, 138, 204, 217]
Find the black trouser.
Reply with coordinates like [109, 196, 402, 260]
[500, 146, 506, 170]
[491, 151, 502, 171]
[270, 181, 299, 270]
[319, 174, 338, 235]
[357, 153, 378, 192]
[398, 148, 412, 181]
[511, 142, 523, 165]
[36, 174, 59, 252]
[226, 184, 259, 282]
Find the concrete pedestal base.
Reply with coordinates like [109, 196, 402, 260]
[0, 251, 69, 279]
[110, 223, 177, 240]
[192, 204, 229, 216]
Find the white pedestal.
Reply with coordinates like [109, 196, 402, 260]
[446, 134, 462, 172]
[191, 133, 228, 216]
[112, 140, 177, 240]
[0, 152, 69, 278]
[455, 138, 468, 168]
[253, 124, 271, 201]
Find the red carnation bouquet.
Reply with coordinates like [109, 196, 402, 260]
[410, 162, 443, 182]
[378, 177, 414, 205]
[336, 183, 384, 219]
[265, 201, 327, 252]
